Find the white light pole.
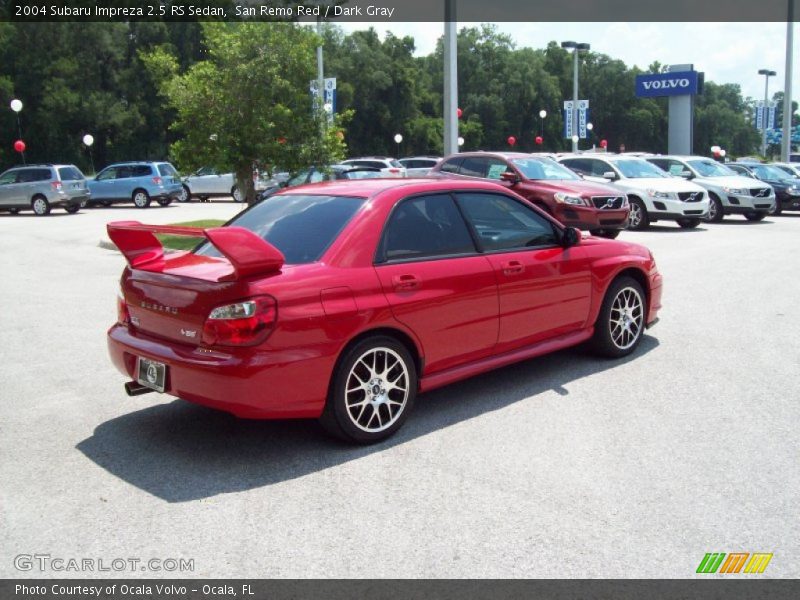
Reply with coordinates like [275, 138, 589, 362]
[561, 41, 590, 153]
[781, 3, 794, 162]
[758, 68, 777, 157]
[443, 0, 458, 156]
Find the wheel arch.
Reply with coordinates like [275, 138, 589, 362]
[589, 264, 651, 327]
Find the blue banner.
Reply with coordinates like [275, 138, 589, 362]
[635, 71, 699, 97]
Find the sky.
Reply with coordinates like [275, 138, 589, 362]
[336, 22, 798, 104]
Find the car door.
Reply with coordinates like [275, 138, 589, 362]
[374, 193, 499, 374]
[90, 166, 118, 200]
[454, 191, 593, 353]
[0, 170, 22, 207]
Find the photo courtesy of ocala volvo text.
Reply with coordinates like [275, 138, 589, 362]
[107, 177, 662, 444]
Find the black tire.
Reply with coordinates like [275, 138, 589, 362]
[320, 336, 417, 444]
[590, 276, 647, 359]
[231, 186, 243, 202]
[9, 208, 20, 214]
[744, 211, 767, 222]
[31, 195, 51, 216]
[157, 197, 172, 207]
[64, 204, 80, 214]
[706, 194, 724, 223]
[771, 200, 782, 216]
[99, 200, 113, 207]
[626, 197, 649, 230]
[676, 218, 700, 229]
[132, 189, 151, 208]
[590, 229, 621, 239]
[178, 185, 191, 203]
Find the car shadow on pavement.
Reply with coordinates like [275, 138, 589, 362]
[76, 336, 659, 503]
[638, 225, 707, 233]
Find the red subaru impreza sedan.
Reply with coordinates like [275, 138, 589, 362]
[108, 178, 662, 443]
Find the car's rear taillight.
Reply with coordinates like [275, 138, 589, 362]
[388, 168, 400, 174]
[117, 289, 130, 325]
[202, 296, 277, 346]
[152, 176, 163, 185]
[51, 181, 62, 191]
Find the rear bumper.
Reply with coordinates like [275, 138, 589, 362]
[552, 205, 630, 231]
[107, 324, 332, 419]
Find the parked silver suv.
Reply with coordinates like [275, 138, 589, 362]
[0, 164, 90, 215]
[645, 155, 774, 222]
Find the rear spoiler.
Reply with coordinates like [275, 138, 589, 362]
[106, 221, 284, 279]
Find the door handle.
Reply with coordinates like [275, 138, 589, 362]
[392, 274, 421, 291]
[501, 260, 524, 276]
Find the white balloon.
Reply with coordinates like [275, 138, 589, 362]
[719, 149, 727, 157]
[10, 99, 23, 112]
[323, 103, 333, 114]
[571, 135, 579, 143]
[457, 137, 465, 146]
[539, 109, 547, 119]
[710, 145, 721, 153]
[394, 134, 403, 144]
[82, 134, 94, 147]
[586, 122, 594, 131]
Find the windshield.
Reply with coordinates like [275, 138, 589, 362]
[686, 160, 735, 177]
[751, 164, 793, 180]
[196, 194, 364, 264]
[613, 159, 669, 179]
[511, 158, 580, 181]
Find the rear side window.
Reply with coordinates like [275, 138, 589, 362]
[196, 194, 364, 265]
[560, 158, 590, 175]
[157, 163, 178, 177]
[456, 192, 558, 251]
[18, 168, 52, 182]
[132, 165, 154, 177]
[353, 160, 385, 169]
[57, 166, 84, 181]
[381, 194, 475, 262]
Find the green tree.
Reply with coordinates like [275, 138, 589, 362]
[143, 22, 348, 204]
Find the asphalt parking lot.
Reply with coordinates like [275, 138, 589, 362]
[1, 201, 798, 578]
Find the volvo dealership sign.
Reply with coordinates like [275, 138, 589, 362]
[635, 71, 700, 98]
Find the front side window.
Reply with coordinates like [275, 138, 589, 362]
[196, 194, 364, 265]
[456, 192, 558, 251]
[381, 194, 476, 261]
[0, 171, 18, 185]
[95, 167, 118, 181]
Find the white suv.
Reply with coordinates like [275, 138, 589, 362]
[340, 157, 407, 178]
[558, 154, 709, 230]
[645, 156, 774, 222]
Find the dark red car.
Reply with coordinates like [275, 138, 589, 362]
[431, 152, 630, 238]
[108, 178, 661, 443]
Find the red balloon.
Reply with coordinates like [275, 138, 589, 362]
[712, 149, 720, 157]
[457, 108, 463, 118]
[278, 137, 287, 144]
[535, 136, 543, 145]
[599, 139, 608, 149]
[14, 140, 25, 153]
[507, 136, 516, 147]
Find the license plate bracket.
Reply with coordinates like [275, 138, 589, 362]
[136, 357, 166, 393]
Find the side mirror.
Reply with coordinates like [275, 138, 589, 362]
[279, 181, 288, 188]
[602, 171, 617, 180]
[679, 170, 694, 179]
[500, 171, 520, 184]
[561, 227, 581, 248]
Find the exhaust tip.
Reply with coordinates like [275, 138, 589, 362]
[124, 381, 154, 396]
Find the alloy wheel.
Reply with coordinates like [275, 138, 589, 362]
[628, 203, 642, 229]
[609, 286, 644, 351]
[344, 347, 409, 433]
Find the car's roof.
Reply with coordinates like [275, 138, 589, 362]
[105, 161, 171, 166]
[279, 177, 509, 198]
[443, 151, 542, 160]
[343, 157, 394, 161]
